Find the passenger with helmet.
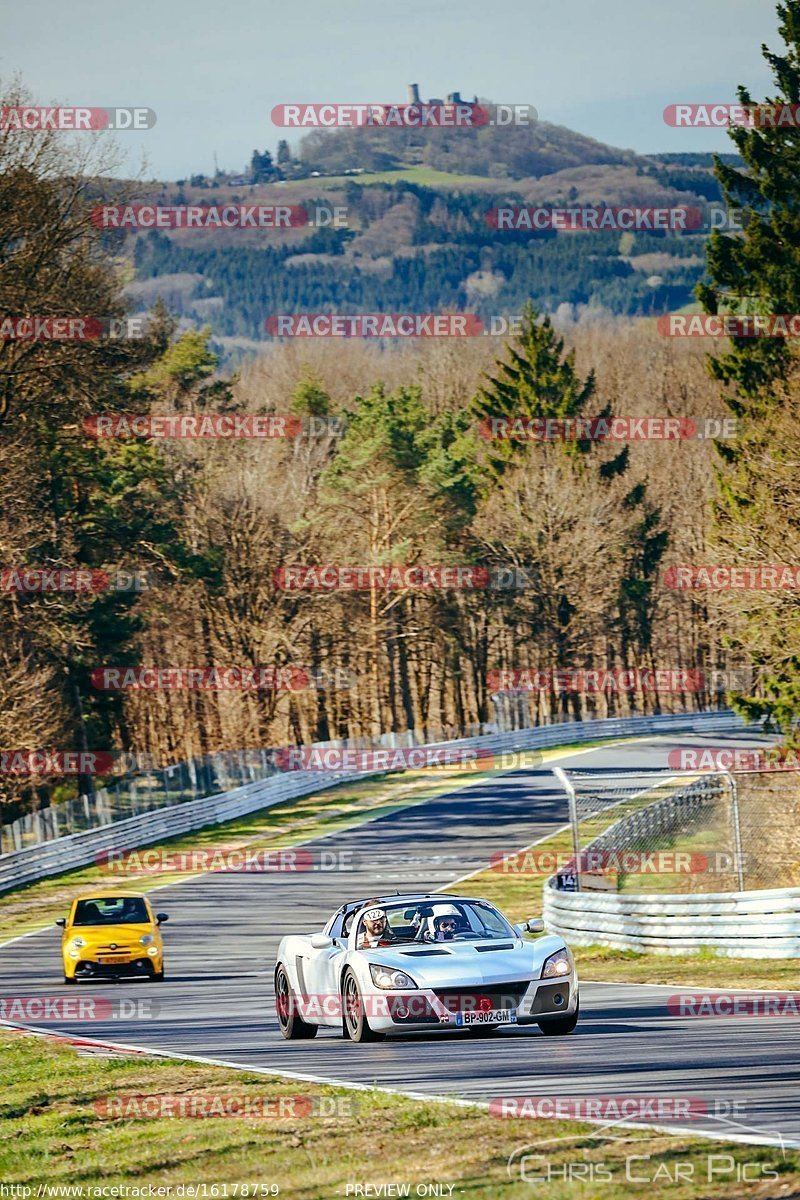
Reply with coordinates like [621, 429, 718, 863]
[357, 906, 395, 949]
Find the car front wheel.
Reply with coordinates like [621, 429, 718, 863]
[537, 998, 579, 1035]
[275, 965, 317, 1040]
[342, 969, 384, 1042]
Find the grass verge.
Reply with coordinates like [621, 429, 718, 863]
[1, 1028, 797, 1198]
[0, 738, 615, 944]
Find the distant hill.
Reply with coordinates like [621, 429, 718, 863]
[296, 118, 642, 179]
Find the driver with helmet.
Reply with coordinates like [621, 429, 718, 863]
[423, 903, 462, 942]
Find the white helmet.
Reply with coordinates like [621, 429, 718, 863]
[427, 903, 460, 938]
[362, 907, 387, 923]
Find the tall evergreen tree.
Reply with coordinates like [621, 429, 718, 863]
[697, 0, 800, 404]
[698, 1, 800, 731]
[471, 303, 624, 480]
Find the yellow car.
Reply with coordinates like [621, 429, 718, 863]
[57, 892, 168, 984]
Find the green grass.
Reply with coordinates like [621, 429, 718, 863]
[268, 166, 505, 192]
[570, 945, 800, 991]
[2, 1029, 797, 1198]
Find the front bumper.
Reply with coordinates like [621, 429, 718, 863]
[366, 974, 578, 1032]
[64, 953, 162, 980]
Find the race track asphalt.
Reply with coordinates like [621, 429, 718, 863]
[2, 731, 798, 1149]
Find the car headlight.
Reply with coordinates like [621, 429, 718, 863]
[140, 935, 154, 946]
[70, 938, 86, 949]
[369, 964, 418, 990]
[541, 948, 571, 978]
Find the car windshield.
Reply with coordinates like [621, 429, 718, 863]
[354, 899, 516, 945]
[73, 897, 150, 926]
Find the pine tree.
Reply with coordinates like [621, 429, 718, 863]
[697, 0, 800, 404]
[699, 1, 800, 732]
[471, 303, 622, 480]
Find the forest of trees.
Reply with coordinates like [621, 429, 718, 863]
[3, 0, 800, 825]
[129, 177, 713, 342]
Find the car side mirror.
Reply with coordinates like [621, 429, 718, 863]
[525, 918, 545, 934]
[55, 918, 66, 928]
[310, 933, 333, 949]
[156, 913, 169, 924]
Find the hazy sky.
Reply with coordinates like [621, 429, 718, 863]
[1, 0, 781, 179]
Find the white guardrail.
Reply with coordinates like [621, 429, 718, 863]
[543, 886, 800, 959]
[542, 729, 800, 958]
[0, 709, 745, 895]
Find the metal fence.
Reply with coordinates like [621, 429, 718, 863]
[552, 749, 797, 895]
[0, 709, 747, 893]
[543, 880, 800, 957]
[0, 750, 276, 855]
[0, 708, 747, 857]
[544, 756, 800, 956]
[551, 767, 742, 893]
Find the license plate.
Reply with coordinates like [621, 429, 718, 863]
[455, 1008, 517, 1026]
[99, 957, 130, 964]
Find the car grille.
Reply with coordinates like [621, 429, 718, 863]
[97, 945, 132, 954]
[433, 980, 531, 1010]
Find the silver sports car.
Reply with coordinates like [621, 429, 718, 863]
[274, 892, 579, 1042]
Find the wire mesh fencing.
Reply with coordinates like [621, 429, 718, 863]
[0, 750, 275, 855]
[551, 766, 750, 894]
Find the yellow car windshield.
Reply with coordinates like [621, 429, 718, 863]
[73, 898, 150, 926]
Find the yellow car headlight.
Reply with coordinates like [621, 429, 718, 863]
[140, 935, 154, 946]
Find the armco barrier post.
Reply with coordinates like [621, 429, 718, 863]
[553, 766, 582, 891]
[722, 769, 746, 892]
